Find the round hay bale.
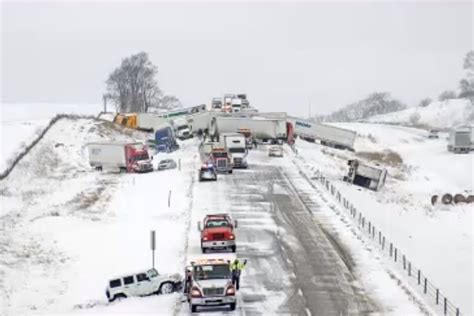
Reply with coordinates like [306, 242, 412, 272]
[453, 194, 466, 204]
[431, 195, 438, 205]
[441, 193, 453, 205]
[466, 195, 474, 204]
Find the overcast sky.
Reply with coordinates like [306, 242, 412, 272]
[1, 1, 472, 116]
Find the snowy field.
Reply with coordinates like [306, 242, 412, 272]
[367, 99, 473, 129]
[296, 123, 473, 314]
[0, 103, 102, 172]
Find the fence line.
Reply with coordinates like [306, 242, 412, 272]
[310, 168, 462, 316]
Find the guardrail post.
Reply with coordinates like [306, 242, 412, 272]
[424, 278, 427, 294]
[394, 248, 397, 262]
[379, 231, 381, 244]
[368, 222, 371, 234]
[390, 243, 393, 257]
[408, 262, 411, 276]
[372, 226, 375, 239]
[362, 217, 365, 228]
[168, 190, 171, 208]
[457, 308, 460, 316]
[403, 255, 406, 270]
[418, 270, 421, 285]
[436, 289, 439, 304]
[444, 298, 447, 315]
[382, 236, 385, 250]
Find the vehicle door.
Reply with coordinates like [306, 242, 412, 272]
[122, 275, 137, 296]
[135, 273, 153, 295]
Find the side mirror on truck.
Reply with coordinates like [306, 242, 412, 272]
[234, 220, 238, 228]
[198, 222, 202, 232]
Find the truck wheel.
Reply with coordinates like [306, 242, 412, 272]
[229, 170, 233, 174]
[159, 282, 174, 294]
[231, 246, 236, 253]
[201, 247, 207, 253]
[191, 304, 198, 313]
[119, 167, 127, 173]
[229, 303, 236, 311]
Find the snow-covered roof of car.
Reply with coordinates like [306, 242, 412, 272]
[192, 258, 229, 266]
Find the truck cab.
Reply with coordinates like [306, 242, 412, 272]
[198, 214, 237, 253]
[231, 99, 242, 113]
[172, 118, 192, 140]
[220, 133, 248, 168]
[155, 127, 179, 153]
[185, 258, 236, 313]
[209, 147, 233, 173]
[125, 144, 154, 173]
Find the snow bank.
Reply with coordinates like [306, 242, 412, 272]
[0, 117, 197, 315]
[367, 99, 473, 129]
[0, 102, 102, 172]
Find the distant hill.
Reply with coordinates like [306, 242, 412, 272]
[367, 99, 473, 129]
[314, 92, 406, 123]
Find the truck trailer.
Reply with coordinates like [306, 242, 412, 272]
[447, 128, 471, 153]
[136, 113, 170, 132]
[210, 117, 287, 142]
[87, 142, 153, 173]
[287, 117, 356, 151]
[343, 160, 387, 191]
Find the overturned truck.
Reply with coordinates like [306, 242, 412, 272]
[343, 159, 387, 191]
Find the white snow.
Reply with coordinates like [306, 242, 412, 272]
[0, 117, 195, 315]
[294, 122, 473, 314]
[0, 102, 102, 172]
[367, 99, 473, 129]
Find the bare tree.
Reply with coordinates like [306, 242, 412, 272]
[459, 50, 474, 103]
[106, 52, 160, 112]
[160, 95, 183, 110]
[418, 98, 432, 108]
[438, 90, 457, 101]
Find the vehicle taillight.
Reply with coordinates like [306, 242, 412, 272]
[191, 286, 202, 298]
[203, 236, 208, 241]
[226, 286, 235, 296]
[229, 234, 235, 240]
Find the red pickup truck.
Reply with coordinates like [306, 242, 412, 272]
[198, 214, 238, 253]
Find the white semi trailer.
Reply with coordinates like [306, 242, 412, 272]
[87, 142, 153, 173]
[137, 113, 170, 132]
[210, 116, 287, 141]
[447, 128, 471, 153]
[287, 117, 356, 151]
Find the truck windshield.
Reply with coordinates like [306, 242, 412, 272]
[194, 265, 230, 280]
[206, 220, 230, 228]
[229, 148, 245, 153]
[133, 153, 149, 162]
[212, 152, 227, 158]
[177, 125, 188, 131]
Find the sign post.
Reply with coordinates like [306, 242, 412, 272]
[151, 230, 156, 269]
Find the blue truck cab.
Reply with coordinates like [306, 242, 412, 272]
[155, 127, 179, 153]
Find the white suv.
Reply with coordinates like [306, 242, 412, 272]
[105, 268, 181, 302]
